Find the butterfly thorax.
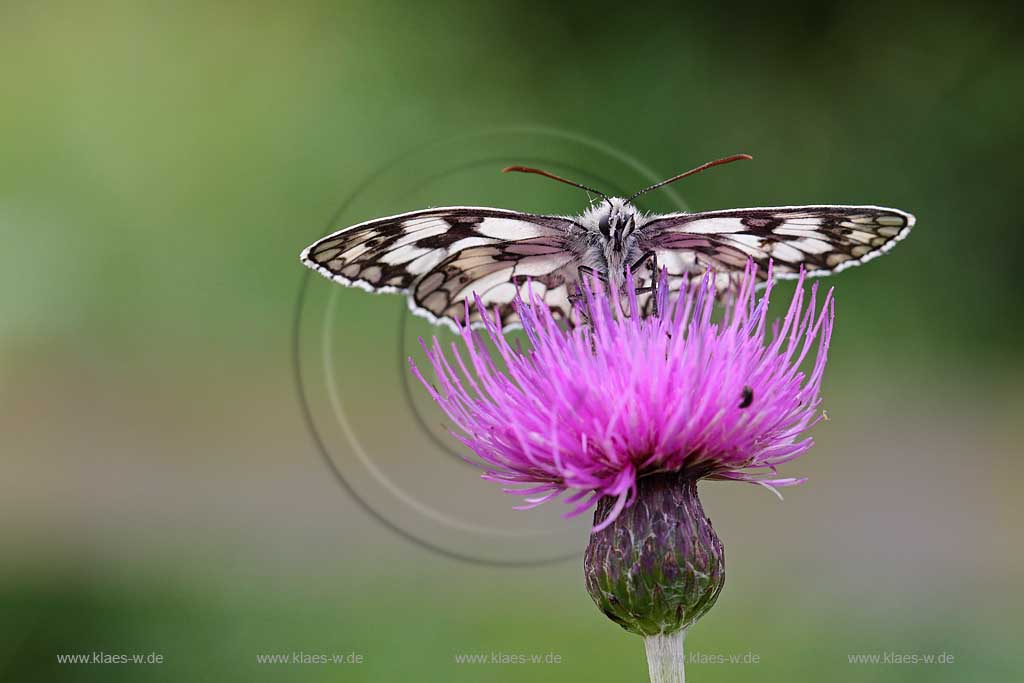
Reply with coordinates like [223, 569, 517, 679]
[579, 197, 645, 290]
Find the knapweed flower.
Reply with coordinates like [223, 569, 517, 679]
[410, 261, 835, 676]
[410, 261, 834, 531]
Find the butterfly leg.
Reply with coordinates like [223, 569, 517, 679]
[570, 266, 608, 302]
[577, 265, 607, 285]
[569, 266, 609, 327]
[628, 252, 661, 317]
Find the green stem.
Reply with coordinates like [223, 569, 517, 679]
[644, 630, 686, 683]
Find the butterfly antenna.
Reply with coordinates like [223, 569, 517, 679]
[502, 165, 612, 206]
[628, 154, 753, 202]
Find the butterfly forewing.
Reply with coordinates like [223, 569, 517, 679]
[301, 207, 581, 331]
[639, 205, 915, 284]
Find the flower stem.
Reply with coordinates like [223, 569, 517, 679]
[644, 630, 686, 683]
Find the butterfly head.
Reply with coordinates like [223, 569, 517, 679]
[583, 198, 644, 292]
[593, 198, 640, 253]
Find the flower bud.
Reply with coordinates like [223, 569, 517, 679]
[584, 473, 725, 636]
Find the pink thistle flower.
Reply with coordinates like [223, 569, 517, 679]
[410, 261, 834, 533]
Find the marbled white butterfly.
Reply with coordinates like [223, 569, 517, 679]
[300, 155, 914, 331]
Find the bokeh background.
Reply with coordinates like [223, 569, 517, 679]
[2, 1, 1022, 681]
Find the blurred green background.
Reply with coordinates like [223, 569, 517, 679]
[2, 1, 1022, 681]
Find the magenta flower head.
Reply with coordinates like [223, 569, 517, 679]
[410, 261, 834, 672]
[411, 261, 832, 523]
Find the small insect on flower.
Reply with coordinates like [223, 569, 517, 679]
[301, 154, 914, 331]
[739, 385, 754, 409]
[410, 260, 833, 529]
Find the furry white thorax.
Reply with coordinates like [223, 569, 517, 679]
[577, 197, 649, 289]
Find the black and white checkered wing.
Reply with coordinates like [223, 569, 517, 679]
[638, 205, 915, 288]
[301, 207, 582, 331]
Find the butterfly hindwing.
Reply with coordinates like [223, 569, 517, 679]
[411, 237, 578, 328]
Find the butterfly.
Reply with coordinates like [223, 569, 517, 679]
[300, 154, 915, 331]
